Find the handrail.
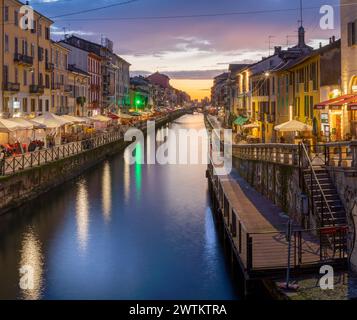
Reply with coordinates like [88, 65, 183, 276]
[300, 143, 335, 227]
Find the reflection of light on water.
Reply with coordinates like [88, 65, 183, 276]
[76, 180, 89, 253]
[123, 148, 131, 204]
[135, 142, 142, 200]
[102, 162, 112, 223]
[19, 228, 44, 300]
[204, 207, 218, 274]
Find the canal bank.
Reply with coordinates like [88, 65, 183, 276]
[0, 114, 240, 300]
[204, 114, 354, 300]
[0, 110, 185, 216]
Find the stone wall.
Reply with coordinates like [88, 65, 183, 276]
[233, 156, 306, 224]
[0, 139, 129, 215]
[327, 167, 357, 270]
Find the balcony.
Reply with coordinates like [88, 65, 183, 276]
[45, 62, 54, 72]
[3, 82, 20, 93]
[30, 85, 45, 95]
[14, 53, 33, 66]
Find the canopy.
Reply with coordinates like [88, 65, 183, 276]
[11, 118, 46, 129]
[61, 115, 88, 123]
[32, 113, 72, 129]
[0, 118, 25, 132]
[274, 120, 313, 132]
[89, 115, 112, 122]
[234, 116, 249, 126]
[242, 123, 260, 129]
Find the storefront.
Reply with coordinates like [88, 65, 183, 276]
[315, 94, 357, 142]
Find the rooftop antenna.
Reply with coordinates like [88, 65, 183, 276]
[299, 0, 303, 28]
[268, 35, 275, 55]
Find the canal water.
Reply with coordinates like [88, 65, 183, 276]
[0, 114, 239, 300]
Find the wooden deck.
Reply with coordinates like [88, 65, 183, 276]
[208, 167, 343, 277]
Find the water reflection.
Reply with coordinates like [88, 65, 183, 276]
[123, 148, 131, 204]
[102, 162, 112, 223]
[135, 142, 143, 200]
[76, 180, 89, 253]
[19, 227, 44, 300]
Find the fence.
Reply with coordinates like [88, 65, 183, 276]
[233, 141, 357, 169]
[1, 131, 123, 176]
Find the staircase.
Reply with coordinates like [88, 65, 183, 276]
[300, 144, 348, 259]
[304, 168, 347, 227]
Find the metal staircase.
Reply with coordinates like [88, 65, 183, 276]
[300, 143, 348, 259]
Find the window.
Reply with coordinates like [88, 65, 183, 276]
[45, 27, 50, 40]
[14, 10, 18, 26]
[4, 34, 9, 52]
[45, 74, 50, 88]
[39, 99, 43, 112]
[38, 23, 42, 37]
[38, 47, 44, 61]
[31, 99, 36, 112]
[14, 37, 18, 54]
[348, 21, 357, 46]
[4, 6, 9, 22]
[23, 98, 28, 113]
[45, 100, 49, 112]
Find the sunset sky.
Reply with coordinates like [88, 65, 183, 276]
[31, 0, 341, 100]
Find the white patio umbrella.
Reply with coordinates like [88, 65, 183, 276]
[274, 120, 313, 132]
[89, 115, 112, 122]
[32, 112, 72, 129]
[61, 115, 88, 123]
[0, 118, 23, 132]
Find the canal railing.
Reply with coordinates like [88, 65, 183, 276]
[207, 163, 348, 277]
[1, 131, 123, 176]
[232, 141, 357, 169]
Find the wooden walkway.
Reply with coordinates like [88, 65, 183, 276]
[208, 167, 340, 277]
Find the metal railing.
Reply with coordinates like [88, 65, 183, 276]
[300, 143, 336, 228]
[1, 131, 123, 176]
[207, 161, 347, 274]
[232, 141, 357, 169]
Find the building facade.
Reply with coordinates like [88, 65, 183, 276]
[67, 65, 90, 116]
[0, 0, 53, 117]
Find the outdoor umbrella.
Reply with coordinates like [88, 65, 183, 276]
[274, 120, 313, 132]
[89, 115, 112, 122]
[61, 115, 88, 123]
[32, 113, 72, 129]
[0, 118, 23, 132]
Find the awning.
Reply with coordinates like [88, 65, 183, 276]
[234, 116, 249, 126]
[314, 94, 357, 110]
[274, 120, 313, 132]
[89, 115, 112, 122]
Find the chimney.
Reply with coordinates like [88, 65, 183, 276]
[332, 35, 336, 42]
[274, 46, 282, 55]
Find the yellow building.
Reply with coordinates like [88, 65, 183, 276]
[282, 39, 341, 142]
[0, 0, 53, 117]
[51, 41, 70, 114]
